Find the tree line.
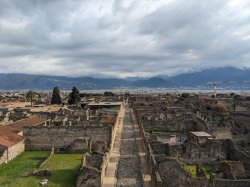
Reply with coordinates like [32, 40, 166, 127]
[50, 86, 80, 105]
[26, 87, 116, 105]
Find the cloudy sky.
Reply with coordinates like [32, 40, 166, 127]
[0, 0, 250, 78]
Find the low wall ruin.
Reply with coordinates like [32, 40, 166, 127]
[23, 126, 112, 153]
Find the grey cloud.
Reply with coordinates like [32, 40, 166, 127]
[0, 0, 249, 77]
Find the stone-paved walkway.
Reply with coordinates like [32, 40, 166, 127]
[116, 108, 143, 187]
[102, 105, 125, 187]
[102, 104, 151, 187]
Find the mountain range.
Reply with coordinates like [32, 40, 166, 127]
[0, 67, 250, 90]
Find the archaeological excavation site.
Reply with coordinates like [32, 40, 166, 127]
[0, 91, 250, 187]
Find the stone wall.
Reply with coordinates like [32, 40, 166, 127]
[69, 138, 90, 153]
[84, 153, 103, 170]
[0, 148, 7, 164]
[23, 126, 112, 153]
[134, 108, 163, 187]
[212, 179, 250, 187]
[76, 153, 103, 187]
[212, 128, 232, 140]
[76, 105, 122, 187]
[77, 166, 101, 187]
[156, 157, 194, 187]
[233, 149, 250, 172]
[186, 139, 222, 163]
[149, 141, 169, 155]
[221, 139, 250, 172]
[100, 104, 123, 185]
[0, 140, 25, 164]
[8, 140, 25, 161]
[212, 161, 246, 179]
[140, 114, 207, 132]
[156, 157, 250, 187]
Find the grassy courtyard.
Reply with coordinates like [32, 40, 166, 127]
[184, 164, 212, 179]
[0, 151, 49, 187]
[0, 151, 83, 187]
[39, 153, 83, 186]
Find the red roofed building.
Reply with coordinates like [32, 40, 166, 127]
[0, 116, 46, 164]
[0, 130, 25, 164]
[1, 116, 47, 135]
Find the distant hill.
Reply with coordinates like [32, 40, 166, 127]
[0, 67, 250, 90]
[131, 77, 172, 88]
[0, 73, 130, 90]
[166, 67, 250, 88]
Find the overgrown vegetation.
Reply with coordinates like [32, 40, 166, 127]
[184, 164, 212, 179]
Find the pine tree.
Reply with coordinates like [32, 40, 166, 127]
[51, 86, 62, 104]
[68, 87, 81, 105]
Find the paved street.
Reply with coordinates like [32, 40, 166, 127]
[116, 108, 143, 187]
[102, 103, 151, 187]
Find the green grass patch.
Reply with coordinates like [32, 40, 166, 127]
[185, 165, 196, 177]
[38, 153, 83, 187]
[184, 164, 212, 179]
[0, 152, 83, 187]
[0, 151, 49, 187]
[203, 164, 212, 179]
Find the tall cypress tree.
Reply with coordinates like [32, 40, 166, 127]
[51, 86, 62, 104]
[68, 86, 81, 105]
